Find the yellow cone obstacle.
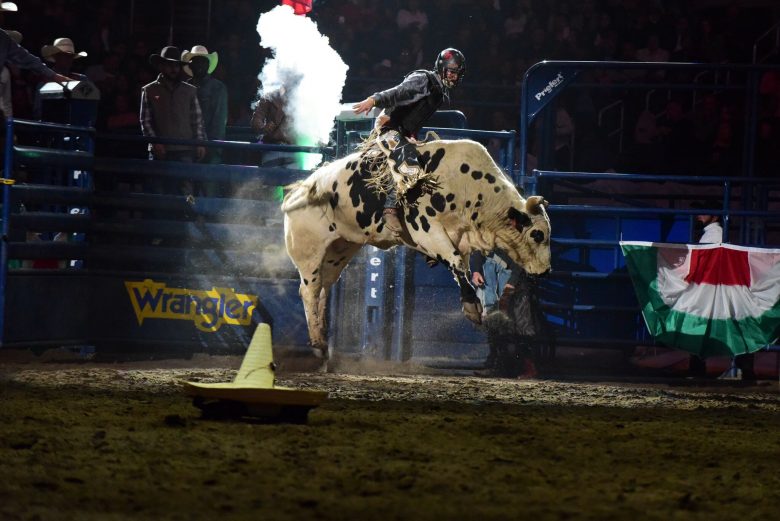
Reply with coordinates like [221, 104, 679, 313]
[183, 323, 327, 423]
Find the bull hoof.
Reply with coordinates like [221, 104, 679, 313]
[310, 344, 329, 360]
[461, 300, 483, 325]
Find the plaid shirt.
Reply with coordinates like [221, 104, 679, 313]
[186, 75, 228, 140]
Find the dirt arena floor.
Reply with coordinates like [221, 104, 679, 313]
[1, 354, 779, 521]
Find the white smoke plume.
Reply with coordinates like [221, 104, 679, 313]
[255, 5, 349, 147]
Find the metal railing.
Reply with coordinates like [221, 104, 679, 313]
[522, 168, 780, 351]
[753, 20, 780, 63]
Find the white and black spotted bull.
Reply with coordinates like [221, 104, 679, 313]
[282, 139, 551, 357]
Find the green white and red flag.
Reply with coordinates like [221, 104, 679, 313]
[620, 241, 780, 357]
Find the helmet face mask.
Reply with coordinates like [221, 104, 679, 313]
[435, 48, 465, 88]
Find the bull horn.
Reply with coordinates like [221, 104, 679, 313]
[527, 196, 545, 215]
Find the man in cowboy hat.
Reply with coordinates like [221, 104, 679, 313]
[140, 45, 206, 193]
[41, 37, 87, 79]
[691, 199, 723, 244]
[182, 45, 227, 169]
[33, 37, 89, 120]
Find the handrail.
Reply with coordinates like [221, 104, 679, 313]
[531, 169, 780, 249]
[419, 127, 516, 177]
[549, 205, 779, 219]
[10, 118, 95, 134]
[753, 20, 780, 63]
[532, 169, 767, 183]
[95, 133, 329, 154]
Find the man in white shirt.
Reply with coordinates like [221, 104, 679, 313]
[691, 199, 757, 380]
[687, 199, 724, 377]
[692, 200, 723, 243]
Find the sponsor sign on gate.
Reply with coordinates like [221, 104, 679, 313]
[125, 279, 259, 333]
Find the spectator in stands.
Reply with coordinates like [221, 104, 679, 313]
[691, 18, 725, 63]
[86, 50, 120, 83]
[670, 16, 693, 61]
[619, 108, 662, 173]
[553, 105, 574, 171]
[406, 30, 425, 69]
[365, 58, 394, 95]
[593, 15, 619, 60]
[105, 93, 137, 132]
[92, 2, 124, 54]
[396, 0, 428, 32]
[656, 98, 695, 173]
[702, 106, 740, 178]
[140, 46, 206, 192]
[34, 37, 89, 120]
[41, 37, 87, 79]
[692, 93, 721, 157]
[251, 82, 297, 168]
[692, 199, 723, 244]
[755, 118, 778, 179]
[636, 34, 670, 63]
[759, 64, 780, 119]
[636, 34, 670, 81]
[182, 45, 228, 168]
[0, 1, 17, 27]
[686, 199, 723, 377]
[0, 29, 21, 119]
[503, 0, 530, 43]
[689, 199, 756, 380]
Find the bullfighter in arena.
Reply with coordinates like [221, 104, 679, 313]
[352, 47, 466, 237]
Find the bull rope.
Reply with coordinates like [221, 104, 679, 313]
[357, 128, 442, 208]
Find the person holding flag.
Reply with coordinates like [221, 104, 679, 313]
[621, 213, 777, 381]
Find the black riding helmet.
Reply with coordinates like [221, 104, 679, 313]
[435, 48, 466, 88]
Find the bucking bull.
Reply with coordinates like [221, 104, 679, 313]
[282, 138, 551, 357]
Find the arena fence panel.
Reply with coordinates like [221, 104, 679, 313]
[518, 61, 780, 356]
[0, 118, 322, 354]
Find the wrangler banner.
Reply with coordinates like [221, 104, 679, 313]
[125, 280, 258, 333]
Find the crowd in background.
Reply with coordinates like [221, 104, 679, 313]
[2, 0, 780, 176]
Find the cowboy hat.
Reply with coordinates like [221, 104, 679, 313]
[149, 46, 189, 68]
[0, 2, 18, 12]
[41, 37, 87, 62]
[181, 45, 218, 75]
[690, 199, 722, 212]
[183, 323, 328, 422]
[3, 29, 21, 44]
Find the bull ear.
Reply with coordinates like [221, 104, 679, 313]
[507, 206, 532, 228]
[526, 195, 548, 215]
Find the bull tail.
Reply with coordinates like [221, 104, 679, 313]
[280, 179, 331, 213]
[280, 181, 311, 213]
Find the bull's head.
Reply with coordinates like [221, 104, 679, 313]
[497, 195, 551, 275]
